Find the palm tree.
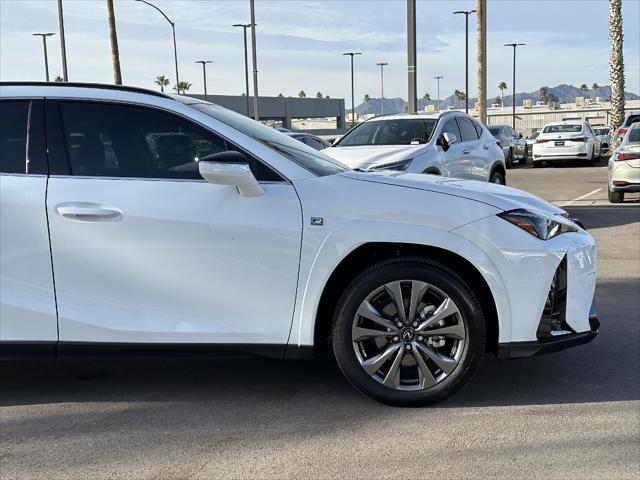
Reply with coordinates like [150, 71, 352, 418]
[592, 82, 599, 100]
[53, 75, 64, 83]
[539, 86, 549, 103]
[580, 84, 589, 95]
[278, 93, 284, 98]
[363, 94, 371, 103]
[155, 75, 170, 93]
[173, 81, 191, 94]
[423, 92, 431, 102]
[476, 0, 486, 122]
[498, 81, 507, 106]
[106, 0, 122, 85]
[454, 90, 466, 108]
[609, 0, 625, 131]
[325, 95, 330, 99]
[495, 96, 502, 107]
[298, 90, 306, 98]
[316, 92, 323, 99]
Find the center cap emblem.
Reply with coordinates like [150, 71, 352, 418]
[401, 328, 415, 342]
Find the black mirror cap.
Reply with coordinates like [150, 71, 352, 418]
[200, 150, 248, 164]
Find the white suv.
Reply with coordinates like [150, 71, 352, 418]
[532, 120, 602, 167]
[323, 112, 507, 184]
[0, 83, 599, 406]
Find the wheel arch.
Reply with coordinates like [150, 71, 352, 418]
[490, 162, 506, 181]
[312, 242, 500, 355]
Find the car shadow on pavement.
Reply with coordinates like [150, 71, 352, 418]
[566, 205, 640, 230]
[1, 278, 638, 411]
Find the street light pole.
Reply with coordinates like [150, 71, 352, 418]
[32, 33, 55, 82]
[504, 43, 525, 129]
[454, 9, 476, 113]
[343, 52, 362, 127]
[407, 0, 417, 113]
[135, 0, 180, 91]
[233, 23, 254, 116]
[376, 62, 388, 115]
[249, 0, 260, 120]
[434, 75, 444, 111]
[57, 0, 68, 81]
[195, 60, 212, 99]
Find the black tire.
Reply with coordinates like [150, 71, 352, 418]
[532, 160, 543, 168]
[505, 149, 513, 169]
[608, 186, 624, 203]
[521, 147, 528, 164]
[332, 257, 486, 407]
[489, 170, 505, 185]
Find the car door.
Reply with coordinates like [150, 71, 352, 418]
[45, 99, 303, 346]
[0, 99, 58, 345]
[455, 117, 483, 180]
[437, 117, 469, 179]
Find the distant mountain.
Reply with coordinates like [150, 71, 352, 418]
[354, 84, 640, 116]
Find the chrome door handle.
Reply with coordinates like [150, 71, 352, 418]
[462, 149, 471, 155]
[55, 202, 122, 222]
[482, 144, 490, 150]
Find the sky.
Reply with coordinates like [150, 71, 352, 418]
[1, 0, 639, 103]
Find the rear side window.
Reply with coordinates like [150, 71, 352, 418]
[471, 120, 484, 137]
[56, 101, 281, 181]
[456, 117, 479, 142]
[0, 101, 29, 174]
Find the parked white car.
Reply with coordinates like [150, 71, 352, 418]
[0, 83, 598, 406]
[323, 112, 507, 184]
[608, 122, 640, 203]
[532, 120, 602, 167]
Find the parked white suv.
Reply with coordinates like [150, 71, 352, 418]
[323, 112, 507, 184]
[532, 120, 602, 167]
[0, 83, 599, 406]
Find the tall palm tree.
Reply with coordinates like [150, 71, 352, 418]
[363, 94, 371, 103]
[173, 81, 191, 95]
[539, 86, 549, 103]
[423, 92, 431, 102]
[476, 0, 486, 122]
[54, 75, 64, 83]
[106, 0, 122, 85]
[298, 90, 306, 98]
[498, 81, 507, 106]
[580, 84, 589, 95]
[592, 82, 599, 100]
[609, 0, 625, 131]
[316, 92, 323, 99]
[454, 90, 466, 108]
[155, 75, 170, 93]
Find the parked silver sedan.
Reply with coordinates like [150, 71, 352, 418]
[488, 124, 527, 168]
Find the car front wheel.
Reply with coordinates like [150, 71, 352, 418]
[332, 258, 485, 406]
[489, 170, 505, 185]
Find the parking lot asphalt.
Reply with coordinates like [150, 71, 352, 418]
[1, 165, 639, 480]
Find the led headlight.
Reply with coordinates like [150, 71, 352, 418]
[368, 159, 413, 171]
[498, 209, 578, 240]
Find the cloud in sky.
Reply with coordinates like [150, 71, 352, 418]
[1, 0, 638, 103]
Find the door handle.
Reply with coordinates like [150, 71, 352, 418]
[55, 203, 122, 222]
[462, 149, 471, 155]
[482, 144, 490, 150]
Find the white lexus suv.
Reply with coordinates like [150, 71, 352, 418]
[0, 83, 598, 406]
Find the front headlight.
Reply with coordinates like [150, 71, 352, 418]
[368, 158, 413, 171]
[498, 209, 578, 240]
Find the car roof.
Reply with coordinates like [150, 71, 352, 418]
[544, 120, 585, 126]
[365, 111, 460, 122]
[0, 81, 171, 99]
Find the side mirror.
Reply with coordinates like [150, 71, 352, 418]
[518, 132, 523, 139]
[440, 132, 457, 150]
[198, 151, 264, 197]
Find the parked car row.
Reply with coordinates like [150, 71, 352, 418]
[532, 120, 603, 167]
[0, 82, 599, 406]
[487, 124, 527, 168]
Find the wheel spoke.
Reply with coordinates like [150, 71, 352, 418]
[382, 347, 405, 388]
[352, 325, 397, 342]
[357, 301, 398, 332]
[361, 343, 401, 375]
[415, 342, 458, 375]
[411, 343, 437, 388]
[384, 281, 407, 324]
[408, 281, 429, 325]
[417, 297, 459, 332]
[422, 322, 465, 340]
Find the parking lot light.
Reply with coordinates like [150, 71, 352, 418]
[342, 52, 362, 127]
[32, 33, 55, 82]
[453, 9, 476, 113]
[504, 43, 525, 129]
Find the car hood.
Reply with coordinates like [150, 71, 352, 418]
[340, 170, 566, 215]
[322, 144, 424, 169]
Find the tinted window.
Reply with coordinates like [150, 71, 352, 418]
[487, 126, 502, 136]
[543, 124, 582, 134]
[58, 102, 281, 181]
[336, 118, 437, 146]
[624, 114, 640, 127]
[306, 137, 328, 150]
[191, 102, 347, 176]
[0, 101, 29, 174]
[456, 117, 479, 142]
[627, 126, 640, 143]
[440, 118, 461, 142]
[471, 120, 484, 137]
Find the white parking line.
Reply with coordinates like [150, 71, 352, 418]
[559, 188, 603, 207]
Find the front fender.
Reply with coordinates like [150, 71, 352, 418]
[289, 220, 512, 348]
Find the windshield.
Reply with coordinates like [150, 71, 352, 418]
[627, 126, 640, 144]
[488, 126, 502, 135]
[190, 102, 348, 176]
[528, 131, 540, 140]
[543, 124, 582, 134]
[335, 118, 437, 146]
[594, 127, 609, 135]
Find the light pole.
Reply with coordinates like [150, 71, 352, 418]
[195, 60, 212, 99]
[135, 0, 180, 91]
[249, 0, 259, 120]
[32, 33, 55, 81]
[504, 43, 525, 129]
[454, 9, 476, 113]
[376, 62, 388, 115]
[434, 75, 444, 111]
[407, 0, 417, 113]
[233, 23, 254, 116]
[57, 0, 68, 81]
[342, 52, 362, 127]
